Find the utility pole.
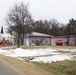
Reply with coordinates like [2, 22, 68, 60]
[67, 25, 70, 46]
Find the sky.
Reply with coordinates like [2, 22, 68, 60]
[0, 0, 76, 31]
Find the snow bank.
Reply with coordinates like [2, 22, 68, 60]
[60, 49, 76, 52]
[30, 54, 72, 63]
[0, 48, 59, 57]
[0, 48, 76, 63]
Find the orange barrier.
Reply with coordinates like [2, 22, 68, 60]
[0, 45, 2, 48]
[0, 42, 6, 48]
[0, 40, 11, 48]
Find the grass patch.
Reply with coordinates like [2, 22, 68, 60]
[50, 45, 76, 49]
[1, 46, 17, 50]
[33, 60, 76, 75]
[1, 45, 50, 50]
[20, 45, 76, 49]
[20, 45, 50, 49]
[1, 45, 76, 50]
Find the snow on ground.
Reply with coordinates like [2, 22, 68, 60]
[0, 48, 60, 57]
[0, 48, 76, 63]
[30, 54, 72, 63]
[59, 48, 76, 52]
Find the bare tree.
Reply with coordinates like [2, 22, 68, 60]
[49, 19, 60, 36]
[67, 18, 76, 45]
[6, 2, 34, 47]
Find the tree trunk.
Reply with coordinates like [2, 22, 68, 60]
[22, 33, 24, 45]
[75, 36, 76, 46]
[67, 37, 69, 46]
[21, 34, 24, 45]
[17, 34, 20, 48]
[17, 38, 20, 47]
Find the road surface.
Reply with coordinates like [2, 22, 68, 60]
[0, 58, 25, 75]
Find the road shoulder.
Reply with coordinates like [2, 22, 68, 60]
[0, 55, 51, 75]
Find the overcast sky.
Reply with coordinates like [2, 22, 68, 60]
[0, 0, 76, 29]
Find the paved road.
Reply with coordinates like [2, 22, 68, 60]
[0, 59, 24, 75]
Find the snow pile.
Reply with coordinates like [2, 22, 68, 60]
[0, 49, 7, 53]
[0, 48, 59, 57]
[30, 54, 72, 63]
[0, 48, 76, 63]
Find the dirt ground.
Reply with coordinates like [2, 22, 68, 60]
[0, 55, 51, 75]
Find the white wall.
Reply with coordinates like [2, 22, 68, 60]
[24, 34, 29, 46]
